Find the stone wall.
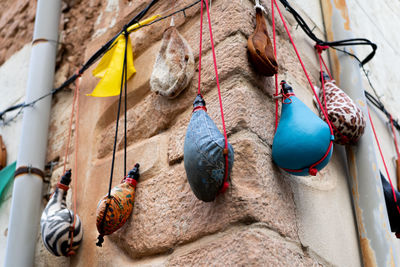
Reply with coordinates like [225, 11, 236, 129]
[39, 0, 360, 266]
[2, 0, 400, 266]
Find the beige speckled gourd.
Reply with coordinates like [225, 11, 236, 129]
[150, 20, 195, 98]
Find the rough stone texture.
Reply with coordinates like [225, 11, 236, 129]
[0, 0, 36, 66]
[167, 224, 320, 266]
[95, 29, 264, 159]
[167, 76, 275, 165]
[109, 131, 297, 258]
[0, 0, 386, 266]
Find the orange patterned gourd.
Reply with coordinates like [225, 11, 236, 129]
[96, 163, 140, 246]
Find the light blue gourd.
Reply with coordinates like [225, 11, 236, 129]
[184, 94, 234, 202]
[272, 81, 333, 176]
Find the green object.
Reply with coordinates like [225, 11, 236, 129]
[0, 161, 16, 199]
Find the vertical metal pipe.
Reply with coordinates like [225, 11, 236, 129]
[320, 0, 399, 266]
[5, 0, 61, 266]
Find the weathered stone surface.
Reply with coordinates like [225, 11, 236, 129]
[0, 0, 36, 66]
[168, 76, 275, 165]
[34, 231, 69, 267]
[110, 131, 297, 258]
[47, 89, 76, 163]
[167, 224, 319, 266]
[96, 33, 266, 159]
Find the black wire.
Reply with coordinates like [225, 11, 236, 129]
[127, 0, 201, 34]
[0, 0, 202, 125]
[332, 47, 400, 131]
[107, 31, 128, 198]
[0, 0, 160, 124]
[124, 30, 128, 178]
[97, 28, 129, 247]
[276, 0, 399, 131]
[278, 0, 377, 66]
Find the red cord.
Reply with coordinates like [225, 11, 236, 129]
[62, 80, 78, 175]
[67, 73, 81, 256]
[272, 0, 332, 135]
[368, 108, 400, 214]
[197, 0, 204, 95]
[197, 0, 230, 193]
[390, 116, 400, 159]
[271, 1, 279, 132]
[271, 0, 333, 175]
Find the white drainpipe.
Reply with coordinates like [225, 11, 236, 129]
[5, 0, 61, 266]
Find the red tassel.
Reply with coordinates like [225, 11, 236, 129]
[309, 168, 318, 176]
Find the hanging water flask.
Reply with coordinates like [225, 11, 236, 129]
[272, 81, 333, 176]
[96, 164, 140, 246]
[316, 72, 366, 145]
[40, 170, 83, 256]
[184, 95, 234, 202]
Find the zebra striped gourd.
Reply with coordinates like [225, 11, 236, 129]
[40, 170, 83, 256]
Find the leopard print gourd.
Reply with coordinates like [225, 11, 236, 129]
[318, 74, 366, 145]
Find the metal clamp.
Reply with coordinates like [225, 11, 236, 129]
[14, 165, 45, 180]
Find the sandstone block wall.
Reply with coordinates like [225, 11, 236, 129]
[37, 0, 363, 266]
[11, 0, 400, 266]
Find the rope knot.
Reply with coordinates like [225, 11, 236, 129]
[315, 44, 329, 54]
[122, 25, 129, 36]
[96, 235, 104, 247]
[273, 92, 294, 104]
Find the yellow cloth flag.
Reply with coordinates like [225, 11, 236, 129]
[88, 15, 161, 97]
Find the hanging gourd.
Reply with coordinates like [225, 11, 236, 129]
[96, 164, 140, 246]
[94, 16, 138, 246]
[247, 2, 278, 76]
[315, 72, 366, 145]
[272, 81, 334, 176]
[40, 170, 83, 256]
[0, 135, 6, 170]
[184, 95, 234, 202]
[40, 74, 82, 257]
[380, 172, 400, 238]
[150, 18, 195, 98]
[183, 0, 234, 202]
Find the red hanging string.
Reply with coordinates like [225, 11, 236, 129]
[390, 116, 400, 160]
[368, 108, 400, 214]
[62, 83, 78, 175]
[270, 0, 333, 175]
[58, 71, 81, 256]
[68, 74, 80, 256]
[197, 0, 204, 96]
[316, 47, 351, 144]
[197, 0, 229, 193]
[272, 0, 333, 135]
[271, 1, 279, 132]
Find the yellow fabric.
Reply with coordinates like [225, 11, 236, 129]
[88, 15, 161, 97]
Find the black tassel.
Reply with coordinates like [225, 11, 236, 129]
[96, 235, 104, 247]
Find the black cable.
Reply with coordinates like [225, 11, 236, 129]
[0, 0, 160, 124]
[0, 0, 202, 126]
[124, 30, 128, 178]
[275, 0, 397, 131]
[278, 0, 377, 66]
[127, 0, 201, 33]
[97, 28, 130, 248]
[332, 47, 400, 131]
